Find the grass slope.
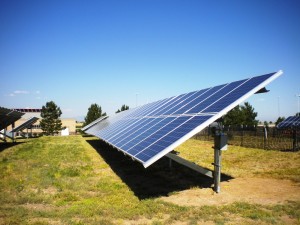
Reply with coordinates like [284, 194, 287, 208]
[0, 136, 299, 224]
[177, 139, 300, 182]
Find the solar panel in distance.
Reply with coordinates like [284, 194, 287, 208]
[277, 116, 300, 129]
[85, 70, 283, 168]
[10, 117, 39, 133]
[0, 107, 24, 130]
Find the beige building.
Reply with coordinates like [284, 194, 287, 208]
[9, 109, 76, 136]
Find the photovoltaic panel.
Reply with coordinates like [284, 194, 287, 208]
[81, 115, 108, 132]
[277, 116, 300, 129]
[0, 107, 24, 131]
[10, 117, 39, 133]
[85, 70, 283, 168]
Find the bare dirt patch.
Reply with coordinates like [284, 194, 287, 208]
[160, 178, 300, 206]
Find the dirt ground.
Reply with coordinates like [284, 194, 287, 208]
[160, 178, 300, 206]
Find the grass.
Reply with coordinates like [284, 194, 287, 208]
[0, 136, 299, 224]
[177, 139, 300, 182]
[195, 133, 298, 151]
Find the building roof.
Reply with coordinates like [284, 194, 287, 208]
[14, 109, 42, 113]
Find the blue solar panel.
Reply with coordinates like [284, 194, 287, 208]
[81, 115, 109, 132]
[85, 70, 283, 167]
[277, 116, 300, 129]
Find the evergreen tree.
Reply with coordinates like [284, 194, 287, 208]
[223, 102, 258, 127]
[84, 103, 106, 126]
[275, 116, 285, 126]
[116, 104, 129, 113]
[223, 105, 243, 126]
[40, 101, 62, 135]
[240, 102, 258, 126]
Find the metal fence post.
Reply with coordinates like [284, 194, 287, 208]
[263, 126, 268, 149]
[293, 129, 296, 151]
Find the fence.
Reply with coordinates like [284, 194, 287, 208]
[194, 125, 300, 151]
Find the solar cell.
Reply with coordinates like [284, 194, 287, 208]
[85, 70, 283, 168]
[277, 116, 300, 129]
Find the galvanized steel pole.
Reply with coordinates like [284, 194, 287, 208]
[213, 133, 228, 193]
[214, 147, 222, 193]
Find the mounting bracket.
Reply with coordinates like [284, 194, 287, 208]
[166, 133, 228, 193]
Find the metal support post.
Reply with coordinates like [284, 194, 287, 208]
[12, 122, 15, 142]
[3, 128, 7, 142]
[213, 133, 228, 193]
[213, 148, 222, 193]
[165, 132, 227, 194]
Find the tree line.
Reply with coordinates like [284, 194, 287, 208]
[38, 101, 130, 135]
[38, 100, 298, 135]
[83, 104, 129, 127]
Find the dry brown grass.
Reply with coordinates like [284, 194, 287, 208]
[0, 136, 299, 224]
[176, 139, 300, 181]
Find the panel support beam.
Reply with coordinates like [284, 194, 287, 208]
[0, 129, 14, 141]
[166, 133, 228, 193]
[166, 153, 213, 178]
[11, 122, 15, 142]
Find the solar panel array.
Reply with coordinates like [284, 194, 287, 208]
[85, 71, 283, 168]
[0, 107, 24, 131]
[277, 116, 300, 129]
[10, 117, 39, 133]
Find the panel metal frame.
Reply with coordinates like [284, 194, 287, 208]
[81, 115, 109, 132]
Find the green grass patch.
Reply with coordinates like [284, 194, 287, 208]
[0, 136, 299, 224]
[176, 139, 300, 181]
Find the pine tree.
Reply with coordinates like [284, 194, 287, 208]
[223, 102, 258, 127]
[240, 102, 258, 126]
[275, 116, 285, 126]
[40, 101, 62, 135]
[84, 103, 106, 126]
[223, 105, 243, 126]
[116, 104, 129, 113]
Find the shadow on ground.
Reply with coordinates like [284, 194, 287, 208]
[0, 142, 24, 153]
[86, 139, 232, 199]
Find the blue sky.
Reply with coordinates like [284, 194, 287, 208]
[1, 0, 299, 122]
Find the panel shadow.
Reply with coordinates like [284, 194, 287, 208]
[86, 139, 232, 200]
[0, 142, 24, 153]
